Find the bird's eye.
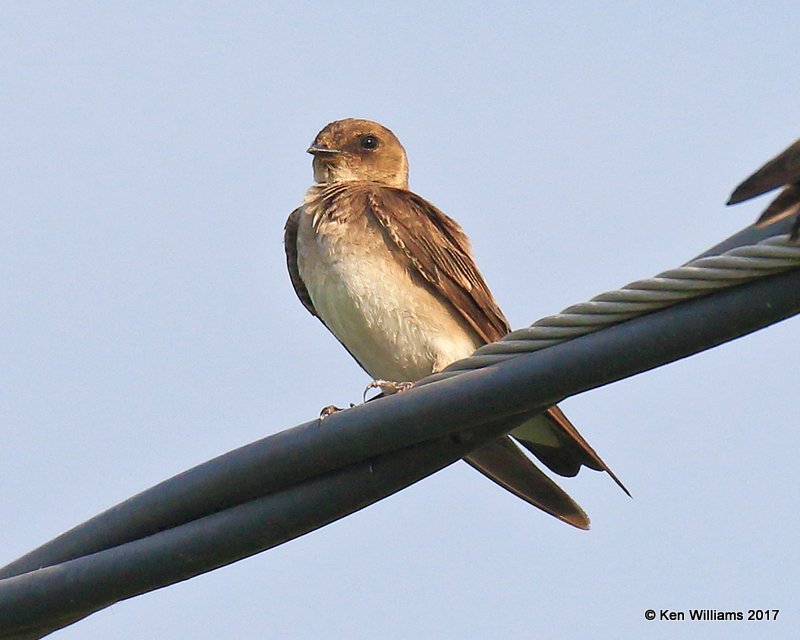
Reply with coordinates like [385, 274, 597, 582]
[360, 135, 379, 150]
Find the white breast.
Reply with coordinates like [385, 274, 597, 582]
[295, 203, 480, 382]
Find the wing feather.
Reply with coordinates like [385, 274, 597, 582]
[728, 138, 800, 239]
[284, 207, 318, 318]
[728, 138, 800, 204]
[361, 186, 626, 486]
[364, 187, 510, 343]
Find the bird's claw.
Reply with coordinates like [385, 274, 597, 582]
[319, 403, 356, 419]
[319, 405, 342, 419]
[363, 379, 415, 402]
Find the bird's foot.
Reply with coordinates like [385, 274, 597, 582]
[363, 379, 415, 402]
[319, 403, 356, 420]
[790, 216, 800, 241]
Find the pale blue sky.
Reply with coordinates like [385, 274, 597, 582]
[2, 3, 798, 639]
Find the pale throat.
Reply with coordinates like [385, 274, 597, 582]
[312, 160, 408, 189]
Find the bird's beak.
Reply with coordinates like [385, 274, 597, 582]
[307, 144, 342, 156]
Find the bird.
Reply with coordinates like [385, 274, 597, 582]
[284, 118, 627, 529]
[727, 138, 800, 240]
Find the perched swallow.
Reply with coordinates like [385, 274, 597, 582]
[727, 138, 800, 240]
[285, 118, 627, 529]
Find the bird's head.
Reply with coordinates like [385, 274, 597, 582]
[307, 119, 409, 189]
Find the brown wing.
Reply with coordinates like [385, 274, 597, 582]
[364, 186, 510, 343]
[728, 138, 800, 205]
[364, 186, 626, 491]
[284, 207, 318, 318]
[754, 184, 800, 237]
[727, 139, 800, 239]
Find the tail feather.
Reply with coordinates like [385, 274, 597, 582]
[511, 406, 630, 496]
[465, 435, 591, 530]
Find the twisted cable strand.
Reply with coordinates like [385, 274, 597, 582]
[420, 235, 800, 383]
